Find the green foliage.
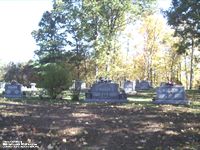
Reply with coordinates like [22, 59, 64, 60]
[32, 0, 158, 85]
[166, 0, 200, 51]
[32, 10, 67, 64]
[0, 62, 5, 81]
[3, 61, 37, 86]
[38, 63, 72, 99]
[166, 0, 200, 89]
[71, 91, 80, 102]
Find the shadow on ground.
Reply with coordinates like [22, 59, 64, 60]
[0, 99, 200, 150]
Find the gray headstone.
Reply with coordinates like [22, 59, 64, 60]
[160, 82, 167, 87]
[4, 82, 22, 98]
[85, 81, 127, 102]
[153, 85, 189, 105]
[71, 80, 86, 91]
[123, 81, 136, 94]
[135, 80, 152, 90]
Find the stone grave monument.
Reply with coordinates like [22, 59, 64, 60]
[30, 83, 37, 91]
[85, 79, 127, 102]
[71, 80, 86, 91]
[4, 81, 22, 98]
[0, 82, 5, 93]
[153, 84, 189, 105]
[123, 80, 136, 94]
[135, 80, 152, 91]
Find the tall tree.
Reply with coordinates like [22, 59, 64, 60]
[83, 0, 156, 78]
[166, 0, 200, 89]
[60, 0, 91, 80]
[139, 14, 166, 83]
[32, 8, 67, 64]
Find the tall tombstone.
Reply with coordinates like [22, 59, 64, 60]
[123, 80, 136, 94]
[74, 80, 82, 91]
[71, 80, 86, 91]
[30, 83, 37, 91]
[85, 80, 127, 102]
[153, 85, 189, 105]
[0, 82, 5, 89]
[4, 81, 22, 98]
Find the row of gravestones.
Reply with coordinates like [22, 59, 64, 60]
[1, 80, 189, 105]
[69, 80, 152, 93]
[85, 80, 189, 105]
[123, 80, 152, 93]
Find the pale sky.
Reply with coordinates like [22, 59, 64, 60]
[0, 0, 52, 64]
[0, 0, 171, 64]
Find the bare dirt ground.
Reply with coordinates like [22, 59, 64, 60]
[0, 99, 200, 150]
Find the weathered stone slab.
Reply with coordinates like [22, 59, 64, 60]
[135, 80, 152, 91]
[71, 80, 86, 91]
[153, 85, 189, 105]
[123, 81, 136, 94]
[4, 82, 22, 98]
[85, 81, 127, 102]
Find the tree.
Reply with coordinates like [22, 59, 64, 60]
[4, 62, 23, 83]
[83, 0, 156, 79]
[33, 0, 158, 86]
[32, 9, 67, 64]
[166, 0, 200, 89]
[139, 14, 166, 83]
[59, 0, 91, 80]
[0, 62, 5, 82]
[38, 63, 72, 99]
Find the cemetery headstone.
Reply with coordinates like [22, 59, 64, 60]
[71, 80, 86, 91]
[135, 80, 152, 91]
[85, 79, 127, 102]
[123, 80, 136, 94]
[4, 81, 22, 98]
[0, 82, 5, 89]
[153, 85, 189, 105]
[0, 82, 5, 93]
[30, 83, 37, 91]
[160, 82, 167, 87]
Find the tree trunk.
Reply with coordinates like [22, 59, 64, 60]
[179, 62, 182, 83]
[95, 64, 98, 79]
[184, 54, 188, 89]
[189, 38, 194, 89]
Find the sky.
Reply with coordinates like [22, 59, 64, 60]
[0, 0, 171, 64]
[0, 0, 52, 64]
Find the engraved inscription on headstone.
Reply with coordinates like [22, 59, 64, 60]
[4, 82, 22, 98]
[85, 80, 127, 102]
[135, 80, 152, 91]
[153, 85, 189, 105]
[123, 81, 136, 94]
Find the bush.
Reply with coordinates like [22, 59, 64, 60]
[38, 63, 72, 99]
[71, 91, 80, 101]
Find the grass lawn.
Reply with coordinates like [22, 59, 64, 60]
[0, 90, 200, 149]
